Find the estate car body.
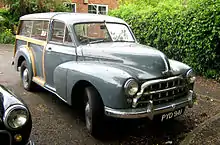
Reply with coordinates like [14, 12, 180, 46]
[0, 85, 34, 145]
[12, 12, 196, 136]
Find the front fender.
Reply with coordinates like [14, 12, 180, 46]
[169, 59, 191, 75]
[14, 45, 32, 71]
[54, 61, 133, 109]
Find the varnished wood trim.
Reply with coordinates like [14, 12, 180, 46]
[33, 76, 46, 86]
[25, 45, 36, 76]
[16, 35, 47, 46]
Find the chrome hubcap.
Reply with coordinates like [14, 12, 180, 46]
[85, 101, 92, 131]
[23, 68, 29, 88]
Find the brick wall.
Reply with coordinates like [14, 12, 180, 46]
[0, 2, 4, 8]
[72, 0, 118, 13]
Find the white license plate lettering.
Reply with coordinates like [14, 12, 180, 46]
[174, 109, 182, 117]
[161, 109, 183, 122]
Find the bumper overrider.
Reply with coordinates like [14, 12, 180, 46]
[105, 90, 196, 119]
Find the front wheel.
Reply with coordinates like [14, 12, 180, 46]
[84, 86, 104, 137]
[20, 61, 35, 91]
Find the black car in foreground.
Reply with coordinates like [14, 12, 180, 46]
[0, 85, 34, 145]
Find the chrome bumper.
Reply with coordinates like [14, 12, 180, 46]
[105, 90, 196, 119]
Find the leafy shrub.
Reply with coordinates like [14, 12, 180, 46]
[110, 0, 220, 80]
[0, 28, 15, 44]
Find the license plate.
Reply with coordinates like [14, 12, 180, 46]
[161, 108, 184, 122]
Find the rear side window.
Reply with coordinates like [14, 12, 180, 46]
[19, 21, 33, 37]
[51, 21, 65, 43]
[31, 20, 49, 41]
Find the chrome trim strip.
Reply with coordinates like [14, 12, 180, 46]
[44, 85, 67, 103]
[26, 140, 35, 145]
[105, 90, 195, 119]
[3, 105, 29, 130]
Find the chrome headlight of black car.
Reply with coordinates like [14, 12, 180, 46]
[3, 105, 29, 129]
[124, 78, 139, 96]
[186, 69, 196, 83]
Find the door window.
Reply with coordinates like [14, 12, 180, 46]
[51, 21, 65, 43]
[64, 28, 72, 44]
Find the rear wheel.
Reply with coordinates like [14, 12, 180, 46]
[84, 86, 104, 137]
[20, 61, 35, 91]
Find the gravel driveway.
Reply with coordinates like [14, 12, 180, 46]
[0, 44, 220, 145]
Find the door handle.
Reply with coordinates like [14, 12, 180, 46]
[47, 47, 52, 51]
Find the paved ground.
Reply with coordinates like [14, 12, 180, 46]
[0, 44, 220, 145]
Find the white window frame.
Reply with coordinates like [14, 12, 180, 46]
[88, 4, 108, 15]
[63, 2, 77, 13]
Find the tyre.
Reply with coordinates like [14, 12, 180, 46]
[20, 61, 35, 91]
[84, 86, 104, 137]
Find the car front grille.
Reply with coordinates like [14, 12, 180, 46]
[137, 76, 188, 107]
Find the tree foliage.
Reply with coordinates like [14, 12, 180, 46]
[0, 0, 71, 21]
[110, 0, 220, 80]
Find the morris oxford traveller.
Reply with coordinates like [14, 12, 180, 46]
[12, 12, 196, 137]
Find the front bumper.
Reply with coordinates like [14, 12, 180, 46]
[105, 90, 196, 119]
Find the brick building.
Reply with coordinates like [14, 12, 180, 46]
[64, 0, 118, 14]
[0, 0, 118, 14]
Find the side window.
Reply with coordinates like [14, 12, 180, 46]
[19, 21, 33, 37]
[51, 21, 65, 43]
[64, 27, 72, 44]
[31, 20, 49, 41]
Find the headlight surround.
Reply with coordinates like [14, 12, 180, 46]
[186, 69, 196, 83]
[124, 78, 139, 96]
[3, 105, 29, 130]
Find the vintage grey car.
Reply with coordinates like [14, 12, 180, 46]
[12, 12, 196, 136]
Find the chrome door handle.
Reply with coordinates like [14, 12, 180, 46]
[47, 47, 52, 51]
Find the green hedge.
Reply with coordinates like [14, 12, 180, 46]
[110, 0, 220, 79]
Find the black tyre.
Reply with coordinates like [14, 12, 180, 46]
[84, 86, 104, 137]
[20, 61, 35, 91]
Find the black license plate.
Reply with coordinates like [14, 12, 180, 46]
[0, 131, 11, 145]
[161, 108, 184, 122]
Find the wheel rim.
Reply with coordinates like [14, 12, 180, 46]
[23, 68, 29, 88]
[85, 101, 92, 131]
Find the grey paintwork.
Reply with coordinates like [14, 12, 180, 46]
[15, 12, 192, 109]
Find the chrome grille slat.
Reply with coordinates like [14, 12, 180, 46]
[136, 75, 188, 107]
[153, 91, 186, 102]
[143, 85, 186, 95]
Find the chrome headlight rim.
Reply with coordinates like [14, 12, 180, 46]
[3, 104, 29, 130]
[186, 69, 196, 83]
[124, 78, 139, 96]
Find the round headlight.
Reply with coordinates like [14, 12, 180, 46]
[3, 105, 29, 129]
[124, 79, 139, 96]
[186, 69, 196, 83]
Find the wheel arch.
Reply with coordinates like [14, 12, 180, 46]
[14, 47, 32, 72]
[70, 80, 103, 107]
[17, 55, 25, 69]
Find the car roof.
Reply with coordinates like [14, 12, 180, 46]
[20, 12, 126, 24]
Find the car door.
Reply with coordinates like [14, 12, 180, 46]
[44, 20, 76, 91]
